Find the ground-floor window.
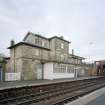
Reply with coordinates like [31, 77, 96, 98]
[53, 63, 74, 73]
[67, 65, 74, 73]
[54, 63, 66, 73]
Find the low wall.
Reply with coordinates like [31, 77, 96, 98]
[53, 73, 74, 79]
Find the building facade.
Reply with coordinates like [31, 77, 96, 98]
[0, 54, 9, 81]
[0, 56, 5, 81]
[94, 60, 105, 76]
[6, 32, 90, 81]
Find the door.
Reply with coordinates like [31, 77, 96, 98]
[37, 64, 43, 79]
[0, 66, 3, 81]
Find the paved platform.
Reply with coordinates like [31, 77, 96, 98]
[66, 84, 105, 105]
[0, 76, 101, 90]
[86, 93, 105, 105]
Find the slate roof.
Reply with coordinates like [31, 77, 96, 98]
[8, 42, 51, 51]
[23, 32, 70, 43]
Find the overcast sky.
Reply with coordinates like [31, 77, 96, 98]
[0, 0, 105, 62]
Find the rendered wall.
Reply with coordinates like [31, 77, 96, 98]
[44, 63, 53, 80]
[44, 63, 75, 80]
[53, 73, 74, 79]
[5, 72, 21, 81]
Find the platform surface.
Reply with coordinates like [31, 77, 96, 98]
[66, 83, 105, 105]
[0, 76, 101, 90]
[86, 93, 105, 105]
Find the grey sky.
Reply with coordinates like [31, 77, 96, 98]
[0, 0, 105, 62]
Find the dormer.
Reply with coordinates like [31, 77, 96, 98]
[23, 32, 50, 49]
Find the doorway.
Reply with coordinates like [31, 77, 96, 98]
[37, 63, 43, 79]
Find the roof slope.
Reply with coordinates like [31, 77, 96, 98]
[8, 42, 51, 51]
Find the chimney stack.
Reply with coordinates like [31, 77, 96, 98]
[59, 36, 64, 39]
[72, 49, 74, 55]
[11, 40, 15, 46]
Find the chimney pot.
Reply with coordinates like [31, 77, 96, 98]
[11, 40, 15, 46]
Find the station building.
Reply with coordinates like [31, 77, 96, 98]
[5, 32, 91, 81]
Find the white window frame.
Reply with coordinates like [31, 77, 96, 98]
[35, 38, 39, 45]
[35, 49, 39, 56]
[42, 41, 45, 47]
[61, 43, 64, 49]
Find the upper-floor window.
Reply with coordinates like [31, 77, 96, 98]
[61, 55, 64, 61]
[70, 58, 74, 63]
[35, 38, 48, 48]
[78, 59, 81, 64]
[42, 41, 44, 47]
[35, 38, 39, 45]
[35, 49, 39, 56]
[75, 59, 78, 64]
[61, 43, 64, 49]
[42, 41, 47, 47]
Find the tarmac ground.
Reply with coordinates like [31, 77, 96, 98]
[86, 93, 105, 105]
[66, 85, 105, 105]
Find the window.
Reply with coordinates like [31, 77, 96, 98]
[75, 59, 78, 64]
[35, 49, 39, 56]
[42, 41, 45, 47]
[64, 54, 67, 61]
[78, 59, 81, 64]
[39, 39, 42, 46]
[80, 69, 85, 75]
[56, 54, 60, 61]
[71, 58, 74, 63]
[61, 43, 64, 49]
[35, 38, 39, 45]
[67, 65, 74, 73]
[53, 63, 66, 73]
[61, 55, 64, 61]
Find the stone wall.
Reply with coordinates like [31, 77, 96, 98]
[8, 34, 88, 80]
[55, 38, 69, 62]
[49, 37, 69, 62]
[22, 44, 50, 61]
[9, 44, 51, 80]
[21, 59, 40, 80]
[10, 45, 23, 73]
[49, 38, 56, 60]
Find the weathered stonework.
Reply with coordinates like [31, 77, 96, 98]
[7, 32, 91, 80]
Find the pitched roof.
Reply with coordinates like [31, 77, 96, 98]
[23, 32, 71, 43]
[8, 42, 51, 51]
[23, 32, 48, 41]
[49, 36, 70, 43]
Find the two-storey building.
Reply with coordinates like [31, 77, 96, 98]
[6, 32, 87, 80]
